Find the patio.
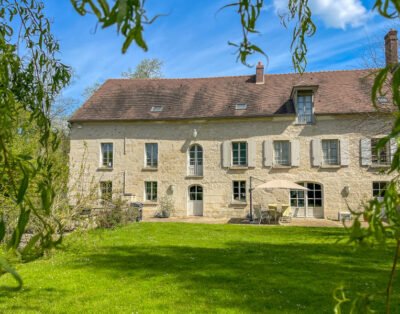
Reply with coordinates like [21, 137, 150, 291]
[143, 216, 355, 227]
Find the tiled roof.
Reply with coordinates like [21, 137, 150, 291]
[70, 69, 388, 122]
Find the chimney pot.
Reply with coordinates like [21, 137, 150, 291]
[385, 29, 398, 67]
[256, 61, 264, 84]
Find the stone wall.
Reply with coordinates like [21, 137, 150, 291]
[69, 114, 394, 219]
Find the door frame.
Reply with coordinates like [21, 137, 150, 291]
[290, 181, 324, 218]
[187, 184, 204, 216]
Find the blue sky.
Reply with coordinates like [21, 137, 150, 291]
[44, 0, 393, 112]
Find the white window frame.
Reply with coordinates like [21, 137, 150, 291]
[188, 144, 203, 176]
[296, 91, 314, 124]
[145, 143, 158, 168]
[145, 181, 158, 201]
[232, 142, 248, 166]
[233, 181, 246, 202]
[321, 139, 339, 165]
[100, 181, 112, 201]
[100, 143, 113, 168]
[273, 140, 291, 166]
[371, 138, 391, 166]
[372, 181, 388, 200]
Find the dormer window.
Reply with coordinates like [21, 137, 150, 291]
[150, 106, 163, 112]
[235, 103, 247, 110]
[296, 91, 314, 124]
[377, 96, 389, 105]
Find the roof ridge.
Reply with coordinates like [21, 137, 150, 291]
[104, 68, 376, 82]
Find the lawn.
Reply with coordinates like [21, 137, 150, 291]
[0, 223, 398, 313]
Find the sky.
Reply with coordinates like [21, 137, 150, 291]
[43, 0, 395, 113]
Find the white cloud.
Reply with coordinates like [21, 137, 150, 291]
[273, 0, 370, 29]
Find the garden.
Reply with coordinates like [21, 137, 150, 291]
[0, 223, 398, 313]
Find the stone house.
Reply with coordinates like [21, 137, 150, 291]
[68, 30, 398, 219]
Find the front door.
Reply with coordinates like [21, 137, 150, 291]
[290, 182, 323, 218]
[188, 185, 203, 216]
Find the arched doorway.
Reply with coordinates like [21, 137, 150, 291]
[290, 182, 323, 218]
[188, 185, 203, 216]
[188, 144, 203, 176]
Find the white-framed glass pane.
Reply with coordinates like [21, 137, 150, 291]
[274, 141, 290, 166]
[372, 181, 388, 198]
[232, 142, 247, 166]
[100, 181, 112, 201]
[297, 92, 313, 124]
[371, 138, 390, 165]
[101, 143, 113, 168]
[322, 140, 339, 165]
[233, 181, 246, 201]
[145, 181, 157, 201]
[145, 143, 158, 167]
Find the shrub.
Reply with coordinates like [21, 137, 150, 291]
[154, 195, 175, 218]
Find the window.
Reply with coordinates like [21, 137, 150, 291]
[233, 181, 246, 202]
[145, 181, 157, 201]
[100, 181, 112, 201]
[290, 183, 322, 208]
[101, 143, 113, 168]
[189, 185, 203, 200]
[296, 91, 313, 124]
[373, 181, 388, 198]
[371, 138, 390, 165]
[150, 106, 164, 112]
[232, 142, 247, 166]
[274, 141, 290, 166]
[290, 190, 305, 207]
[306, 183, 323, 207]
[235, 103, 247, 110]
[188, 144, 203, 176]
[145, 143, 158, 168]
[322, 139, 339, 165]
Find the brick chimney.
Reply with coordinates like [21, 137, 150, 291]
[256, 61, 264, 84]
[385, 29, 398, 67]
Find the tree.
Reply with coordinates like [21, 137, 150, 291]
[121, 58, 163, 79]
[82, 58, 164, 99]
[70, 1, 400, 312]
[0, 0, 71, 288]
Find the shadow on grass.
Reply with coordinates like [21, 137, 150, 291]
[67, 241, 397, 313]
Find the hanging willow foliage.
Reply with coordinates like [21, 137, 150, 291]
[0, 0, 71, 288]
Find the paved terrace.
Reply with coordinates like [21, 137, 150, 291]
[143, 217, 360, 227]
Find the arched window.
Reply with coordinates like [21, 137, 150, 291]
[188, 144, 203, 176]
[189, 185, 203, 201]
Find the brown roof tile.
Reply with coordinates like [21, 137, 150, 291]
[69, 69, 387, 122]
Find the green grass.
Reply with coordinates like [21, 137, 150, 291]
[0, 223, 398, 313]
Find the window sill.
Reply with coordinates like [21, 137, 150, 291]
[229, 166, 249, 170]
[143, 201, 158, 206]
[320, 164, 341, 169]
[97, 167, 113, 171]
[272, 165, 292, 169]
[370, 164, 391, 168]
[142, 167, 158, 171]
[185, 175, 204, 179]
[230, 201, 247, 207]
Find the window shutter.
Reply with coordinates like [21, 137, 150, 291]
[222, 141, 231, 168]
[360, 138, 371, 166]
[290, 139, 300, 166]
[340, 139, 350, 166]
[247, 140, 256, 167]
[390, 138, 398, 162]
[311, 139, 321, 167]
[263, 140, 273, 167]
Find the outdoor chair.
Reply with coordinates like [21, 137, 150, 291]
[260, 206, 273, 224]
[253, 205, 264, 224]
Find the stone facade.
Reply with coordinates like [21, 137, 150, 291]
[69, 114, 394, 219]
